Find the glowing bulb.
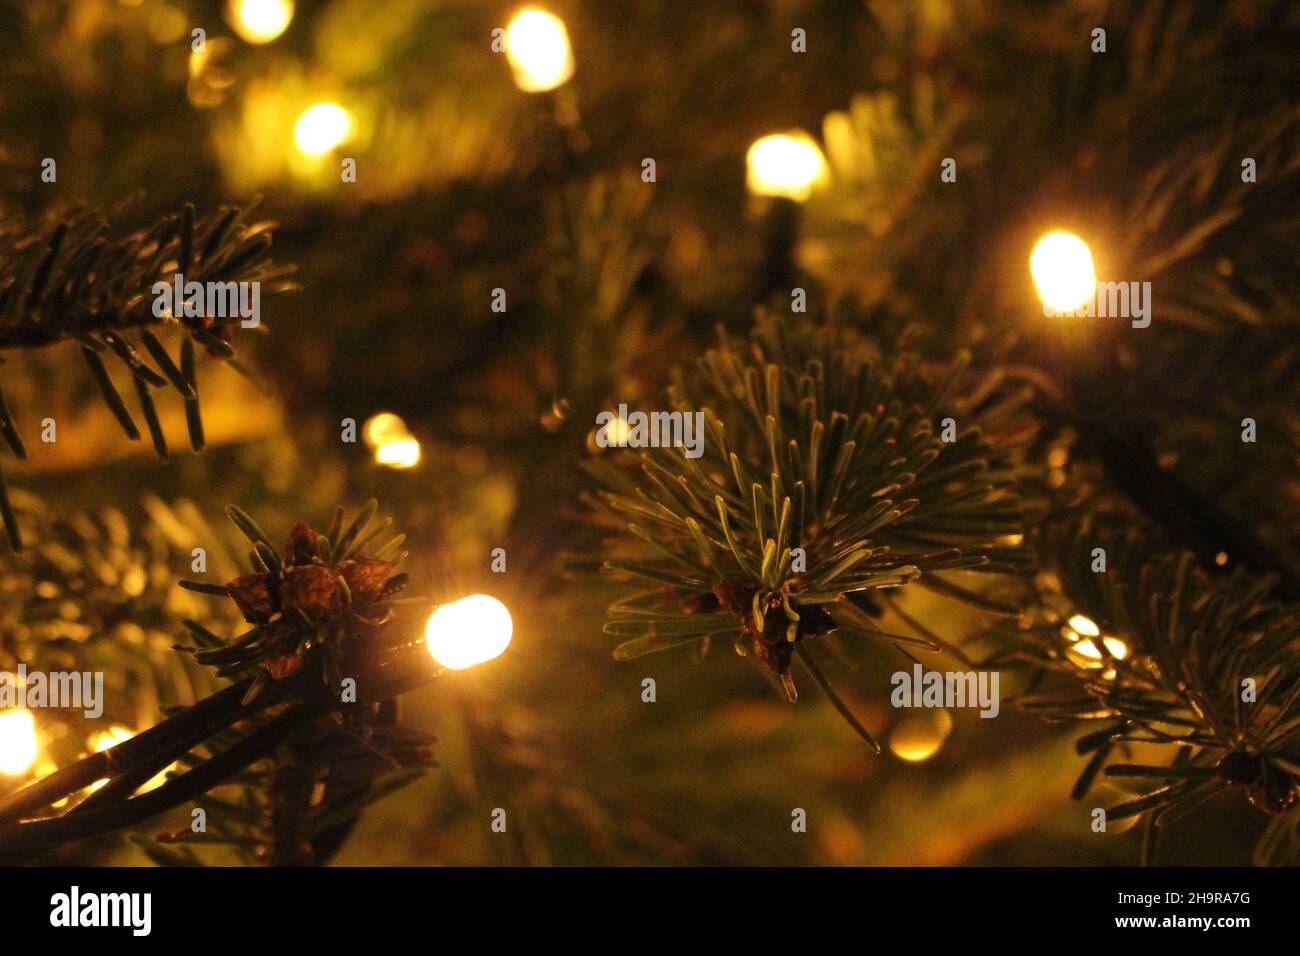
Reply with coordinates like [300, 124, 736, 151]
[1031, 231, 1095, 313]
[229, 0, 293, 43]
[1067, 614, 1101, 638]
[425, 594, 513, 670]
[0, 708, 38, 776]
[888, 710, 953, 763]
[746, 133, 828, 202]
[294, 103, 350, 157]
[376, 438, 421, 469]
[363, 412, 408, 449]
[504, 8, 574, 92]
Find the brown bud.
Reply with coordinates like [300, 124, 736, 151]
[226, 572, 275, 623]
[280, 564, 344, 620]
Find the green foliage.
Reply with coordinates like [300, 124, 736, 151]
[0, 202, 295, 549]
[590, 312, 1033, 739]
[1013, 518, 1300, 862]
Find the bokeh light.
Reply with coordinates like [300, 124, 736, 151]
[505, 8, 575, 92]
[0, 708, 39, 776]
[1031, 231, 1095, 313]
[746, 132, 828, 202]
[294, 102, 351, 156]
[229, 0, 294, 44]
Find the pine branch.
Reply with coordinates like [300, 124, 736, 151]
[590, 312, 1035, 743]
[0, 202, 296, 550]
[1012, 518, 1300, 861]
[0, 503, 436, 864]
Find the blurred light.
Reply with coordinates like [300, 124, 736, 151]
[746, 133, 828, 201]
[375, 438, 421, 469]
[294, 103, 351, 156]
[363, 412, 421, 468]
[888, 709, 953, 763]
[1031, 231, 1095, 312]
[148, 5, 188, 43]
[364, 412, 409, 449]
[1067, 614, 1100, 638]
[0, 708, 38, 776]
[425, 594, 513, 670]
[229, 0, 294, 44]
[505, 8, 574, 92]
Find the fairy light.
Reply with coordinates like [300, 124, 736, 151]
[294, 102, 351, 157]
[229, 0, 294, 43]
[1067, 614, 1101, 638]
[363, 412, 421, 469]
[504, 8, 574, 93]
[888, 710, 953, 763]
[0, 708, 39, 776]
[375, 438, 421, 469]
[746, 133, 828, 202]
[425, 594, 514, 670]
[1031, 231, 1095, 313]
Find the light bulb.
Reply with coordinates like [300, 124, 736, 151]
[375, 438, 421, 469]
[888, 709, 953, 763]
[425, 594, 513, 670]
[363, 412, 409, 449]
[505, 8, 574, 92]
[746, 133, 827, 202]
[294, 102, 350, 157]
[1067, 614, 1101, 638]
[0, 708, 38, 776]
[229, 0, 294, 43]
[1031, 231, 1095, 313]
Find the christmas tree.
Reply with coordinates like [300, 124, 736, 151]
[0, 0, 1298, 872]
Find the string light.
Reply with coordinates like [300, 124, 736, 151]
[425, 594, 513, 670]
[1067, 613, 1100, 638]
[1030, 231, 1095, 313]
[229, 0, 294, 44]
[294, 102, 351, 157]
[746, 133, 828, 202]
[888, 709, 953, 763]
[375, 438, 421, 469]
[504, 8, 575, 92]
[0, 708, 38, 776]
[363, 412, 421, 469]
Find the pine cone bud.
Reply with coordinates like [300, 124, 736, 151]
[280, 564, 344, 620]
[227, 572, 276, 623]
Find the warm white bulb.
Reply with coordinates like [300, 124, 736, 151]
[1031, 231, 1096, 312]
[746, 133, 827, 201]
[364, 412, 410, 449]
[376, 438, 421, 469]
[505, 8, 574, 92]
[294, 102, 350, 156]
[0, 708, 38, 776]
[230, 0, 294, 43]
[1067, 613, 1101, 638]
[888, 710, 953, 763]
[425, 594, 513, 670]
